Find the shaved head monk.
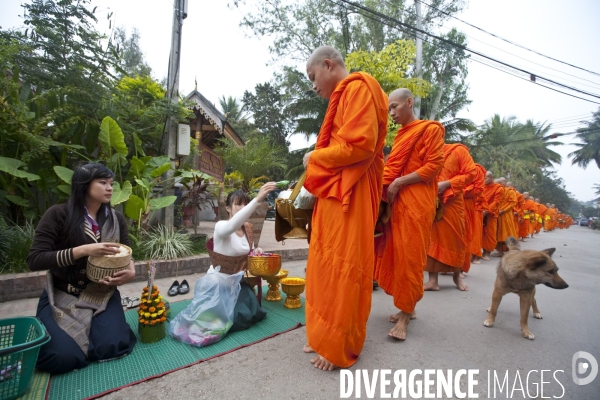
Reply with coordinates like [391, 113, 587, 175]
[535, 198, 547, 234]
[302, 46, 388, 370]
[481, 171, 503, 260]
[491, 177, 517, 257]
[506, 182, 521, 240]
[424, 143, 476, 291]
[521, 192, 536, 239]
[465, 164, 486, 264]
[374, 88, 444, 340]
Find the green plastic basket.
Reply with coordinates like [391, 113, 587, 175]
[0, 317, 50, 400]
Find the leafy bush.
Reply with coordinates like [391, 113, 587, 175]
[0, 216, 35, 274]
[137, 225, 193, 260]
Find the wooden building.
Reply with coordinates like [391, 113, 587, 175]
[185, 90, 244, 181]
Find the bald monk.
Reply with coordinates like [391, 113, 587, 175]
[374, 88, 444, 340]
[301, 46, 388, 371]
[424, 143, 476, 291]
[545, 203, 557, 231]
[506, 182, 521, 240]
[491, 177, 517, 257]
[464, 164, 485, 265]
[519, 192, 537, 238]
[481, 171, 503, 261]
[535, 198, 547, 234]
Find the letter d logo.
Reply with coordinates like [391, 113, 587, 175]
[572, 351, 598, 385]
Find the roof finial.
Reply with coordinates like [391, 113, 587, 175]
[195, 76, 198, 91]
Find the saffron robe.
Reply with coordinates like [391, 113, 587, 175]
[304, 72, 388, 368]
[536, 203, 548, 233]
[545, 208, 557, 231]
[464, 164, 485, 264]
[514, 191, 525, 238]
[472, 193, 488, 257]
[528, 201, 539, 235]
[482, 183, 503, 252]
[426, 144, 476, 272]
[521, 198, 536, 237]
[374, 120, 444, 313]
[497, 187, 517, 243]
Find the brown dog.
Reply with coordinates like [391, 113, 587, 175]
[483, 236, 568, 339]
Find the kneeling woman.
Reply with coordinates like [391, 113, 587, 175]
[208, 182, 277, 331]
[27, 164, 137, 374]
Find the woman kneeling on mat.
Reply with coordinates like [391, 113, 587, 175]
[206, 182, 278, 331]
[27, 163, 137, 374]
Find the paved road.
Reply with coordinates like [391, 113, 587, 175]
[103, 226, 600, 399]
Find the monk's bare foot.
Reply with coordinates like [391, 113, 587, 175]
[472, 258, 481, 264]
[303, 344, 314, 353]
[311, 355, 337, 371]
[482, 255, 490, 261]
[460, 272, 466, 279]
[389, 311, 417, 323]
[424, 281, 440, 291]
[490, 251, 503, 258]
[453, 273, 469, 291]
[388, 312, 410, 340]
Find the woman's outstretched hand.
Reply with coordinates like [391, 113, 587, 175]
[255, 182, 278, 203]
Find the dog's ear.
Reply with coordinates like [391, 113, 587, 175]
[526, 254, 549, 269]
[541, 248, 556, 257]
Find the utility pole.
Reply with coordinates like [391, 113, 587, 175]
[164, 0, 187, 227]
[414, 0, 423, 119]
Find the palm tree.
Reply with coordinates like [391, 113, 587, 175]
[569, 108, 600, 169]
[466, 115, 562, 190]
[218, 95, 246, 123]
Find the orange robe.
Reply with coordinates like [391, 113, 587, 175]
[374, 120, 444, 314]
[464, 164, 485, 263]
[514, 191, 525, 238]
[545, 208, 557, 231]
[304, 72, 388, 368]
[536, 203, 548, 233]
[482, 183, 503, 252]
[426, 144, 476, 273]
[566, 216, 573, 228]
[497, 186, 517, 243]
[472, 193, 488, 257]
[521, 198, 536, 238]
[528, 201, 539, 235]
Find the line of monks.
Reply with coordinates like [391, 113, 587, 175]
[300, 45, 574, 371]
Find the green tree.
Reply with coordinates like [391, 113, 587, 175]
[569, 108, 600, 169]
[242, 82, 292, 148]
[114, 27, 152, 77]
[528, 170, 572, 212]
[218, 95, 257, 140]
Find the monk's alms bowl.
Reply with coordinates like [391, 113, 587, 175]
[280, 277, 306, 309]
[248, 254, 281, 278]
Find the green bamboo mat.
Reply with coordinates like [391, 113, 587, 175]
[47, 288, 305, 400]
[13, 370, 50, 400]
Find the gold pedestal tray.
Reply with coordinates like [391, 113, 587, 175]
[265, 269, 288, 301]
[280, 277, 306, 309]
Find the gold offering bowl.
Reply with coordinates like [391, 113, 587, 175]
[280, 277, 306, 309]
[248, 254, 282, 278]
[265, 269, 288, 302]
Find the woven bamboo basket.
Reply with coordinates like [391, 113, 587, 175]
[87, 244, 132, 282]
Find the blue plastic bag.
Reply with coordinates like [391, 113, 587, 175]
[168, 266, 243, 347]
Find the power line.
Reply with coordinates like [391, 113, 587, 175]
[333, 0, 600, 105]
[415, 0, 600, 78]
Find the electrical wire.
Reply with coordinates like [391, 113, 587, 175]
[414, 0, 600, 77]
[332, 0, 600, 104]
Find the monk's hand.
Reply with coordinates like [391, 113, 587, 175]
[303, 151, 313, 169]
[99, 260, 135, 286]
[437, 181, 451, 195]
[387, 179, 402, 204]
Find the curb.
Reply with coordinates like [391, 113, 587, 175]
[0, 248, 308, 303]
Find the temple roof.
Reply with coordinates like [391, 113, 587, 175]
[185, 90, 244, 146]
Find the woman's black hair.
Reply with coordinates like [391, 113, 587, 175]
[63, 163, 114, 246]
[225, 190, 250, 208]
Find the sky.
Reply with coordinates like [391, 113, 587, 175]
[1, 0, 599, 202]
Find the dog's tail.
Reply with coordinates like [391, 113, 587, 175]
[506, 236, 520, 251]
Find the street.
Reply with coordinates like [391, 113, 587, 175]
[100, 226, 600, 399]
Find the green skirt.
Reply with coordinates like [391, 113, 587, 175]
[230, 282, 267, 332]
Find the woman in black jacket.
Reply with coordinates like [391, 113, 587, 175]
[28, 163, 137, 374]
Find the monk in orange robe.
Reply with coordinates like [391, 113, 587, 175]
[424, 144, 476, 291]
[491, 177, 517, 257]
[481, 171, 503, 260]
[528, 197, 539, 238]
[464, 164, 485, 265]
[302, 46, 388, 370]
[545, 203, 557, 231]
[472, 190, 488, 263]
[535, 198, 547, 234]
[566, 216, 573, 228]
[520, 192, 536, 240]
[505, 182, 520, 239]
[374, 88, 444, 340]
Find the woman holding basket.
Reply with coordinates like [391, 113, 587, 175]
[27, 163, 137, 374]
